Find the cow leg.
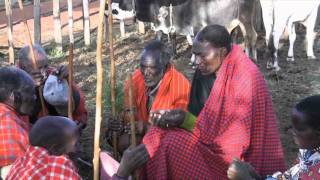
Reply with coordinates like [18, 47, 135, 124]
[170, 32, 177, 55]
[287, 21, 296, 61]
[120, 19, 126, 38]
[306, 12, 317, 59]
[272, 29, 283, 71]
[155, 31, 163, 41]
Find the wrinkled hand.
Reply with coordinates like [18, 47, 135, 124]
[55, 65, 68, 81]
[31, 70, 45, 86]
[149, 109, 186, 128]
[117, 144, 150, 178]
[108, 116, 124, 133]
[227, 159, 259, 180]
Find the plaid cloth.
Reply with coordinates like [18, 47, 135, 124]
[142, 45, 286, 179]
[0, 103, 29, 167]
[124, 64, 190, 122]
[7, 146, 81, 180]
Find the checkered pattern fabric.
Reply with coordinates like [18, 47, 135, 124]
[142, 45, 286, 179]
[0, 103, 29, 167]
[124, 64, 190, 122]
[7, 146, 81, 180]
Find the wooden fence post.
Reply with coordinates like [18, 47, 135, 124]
[53, 0, 62, 51]
[83, 0, 91, 46]
[34, 0, 41, 44]
[5, 0, 14, 64]
[68, 0, 74, 44]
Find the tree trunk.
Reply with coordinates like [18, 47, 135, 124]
[83, 0, 90, 46]
[53, 0, 62, 51]
[33, 0, 41, 44]
[68, 0, 74, 44]
[5, 0, 14, 64]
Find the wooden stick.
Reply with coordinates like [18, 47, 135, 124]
[127, 73, 137, 147]
[17, 0, 47, 114]
[4, 0, 14, 64]
[93, 0, 106, 179]
[68, 43, 74, 119]
[67, 0, 74, 44]
[34, 0, 41, 44]
[108, 0, 118, 160]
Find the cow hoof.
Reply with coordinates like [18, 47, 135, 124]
[286, 56, 294, 62]
[308, 55, 316, 60]
[274, 66, 281, 72]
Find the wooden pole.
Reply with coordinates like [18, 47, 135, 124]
[5, 0, 14, 64]
[67, 0, 74, 44]
[53, 0, 62, 51]
[138, 21, 145, 34]
[17, 0, 47, 114]
[68, 43, 74, 119]
[83, 0, 91, 46]
[93, 0, 106, 179]
[128, 73, 137, 147]
[34, 0, 41, 44]
[108, 0, 118, 161]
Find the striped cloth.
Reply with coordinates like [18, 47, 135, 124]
[124, 64, 190, 122]
[0, 103, 29, 167]
[7, 146, 81, 180]
[142, 45, 286, 179]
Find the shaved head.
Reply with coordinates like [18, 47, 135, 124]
[29, 116, 79, 156]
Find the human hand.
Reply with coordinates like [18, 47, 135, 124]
[227, 159, 259, 180]
[56, 65, 68, 81]
[116, 144, 150, 178]
[149, 109, 186, 128]
[108, 116, 124, 133]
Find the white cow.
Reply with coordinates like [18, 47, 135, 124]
[260, 0, 320, 71]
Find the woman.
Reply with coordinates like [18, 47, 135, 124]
[142, 24, 286, 179]
[228, 95, 320, 180]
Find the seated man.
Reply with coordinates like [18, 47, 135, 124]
[17, 44, 87, 128]
[109, 40, 190, 152]
[0, 67, 35, 179]
[7, 116, 149, 180]
[142, 25, 286, 179]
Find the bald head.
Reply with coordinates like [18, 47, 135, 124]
[29, 116, 79, 156]
[18, 44, 49, 73]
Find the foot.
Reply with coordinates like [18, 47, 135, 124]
[286, 56, 294, 62]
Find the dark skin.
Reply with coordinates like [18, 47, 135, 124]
[20, 50, 68, 86]
[108, 50, 167, 151]
[227, 108, 320, 180]
[151, 38, 228, 129]
[117, 144, 150, 178]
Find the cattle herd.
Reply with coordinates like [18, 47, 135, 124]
[108, 0, 320, 71]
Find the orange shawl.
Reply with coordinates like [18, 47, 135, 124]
[124, 64, 190, 122]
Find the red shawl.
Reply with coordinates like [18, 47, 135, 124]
[124, 64, 190, 122]
[142, 45, 286, 179]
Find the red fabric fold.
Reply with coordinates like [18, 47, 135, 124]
[142, 45, 286, 179]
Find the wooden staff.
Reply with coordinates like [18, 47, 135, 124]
[93, 0, 106, 179]
[107, 0, 118, 160]
[128, 73, 137, 147]
[17, 0, 47, 114]
[5, 0, 14, 64]
[68, 43, 74, 119]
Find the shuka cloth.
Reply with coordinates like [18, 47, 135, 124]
[7, 146, 81, 180]
[142, 45, 286, 179]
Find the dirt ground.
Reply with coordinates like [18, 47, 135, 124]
[0, 20, 320, 179]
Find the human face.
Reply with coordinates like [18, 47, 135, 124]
[192, 40, 225, 75]
[22, 52, 49, 84]
[15, 85, 36, 116]
[140, 52, 164, 88]
[291, 108, 320, 149]
[64, 121, 80, 154]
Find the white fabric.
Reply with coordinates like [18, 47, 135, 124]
[43, 75, 69, 106]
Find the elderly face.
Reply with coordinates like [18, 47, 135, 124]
[140, 51, 165, 88]
[21, 50, 49, 85]
[192, 40, 225, 75]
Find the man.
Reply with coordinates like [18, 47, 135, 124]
[109, 40, 190, 152]
[142, 25, 286, 179]
[7, 116, 149, 180]
[0, 67, 35, 179]
[17, 44, 87, 128]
